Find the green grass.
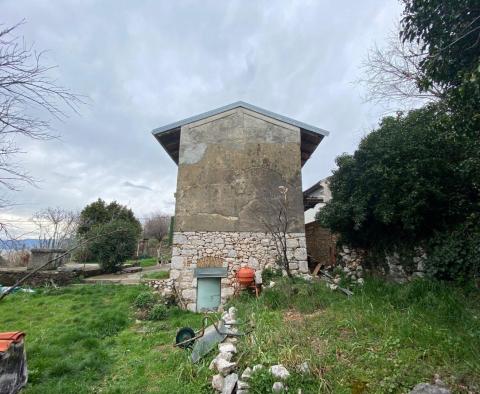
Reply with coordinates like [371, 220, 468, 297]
[142, 271, 169, 280]
[0, 284, 209, 393]
[230, 277, 480, 393]
[1, 278, 478, 393]
[124, 257, 159, 267]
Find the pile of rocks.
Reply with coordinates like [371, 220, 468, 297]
[210, 307, 241, 394]
[146, 278, 174, 298]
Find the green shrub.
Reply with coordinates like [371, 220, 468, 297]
[87, 219, 140, 272]
[148, 304, 168, 321]
[133, 291, 157, 309]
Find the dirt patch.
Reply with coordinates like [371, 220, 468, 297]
[283, 310, 304, 322]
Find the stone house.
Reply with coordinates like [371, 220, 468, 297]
[152, 101, 328, 311]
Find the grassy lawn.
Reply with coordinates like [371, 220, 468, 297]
[126, 257, 159, 268]
[0, 285, 210, 393]
[232, 277, 480, 393]
[142, 270, 169, 280]
[0, 279, 478, 393]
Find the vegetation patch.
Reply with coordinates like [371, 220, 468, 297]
[142, 270, 169, 280]
[231, 277, 480, 393]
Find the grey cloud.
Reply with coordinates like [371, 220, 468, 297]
[122, 181, 154, 191]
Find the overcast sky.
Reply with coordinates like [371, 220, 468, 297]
[2, 0, 402, 237]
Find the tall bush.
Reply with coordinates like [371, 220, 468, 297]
[318, 105, 479, 281]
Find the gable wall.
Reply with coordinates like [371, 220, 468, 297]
[174, 107, 305, 233]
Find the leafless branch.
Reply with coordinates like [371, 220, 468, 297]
[358, 30, 444, 110]
[31, 207, 79, 249]
[0, 20, 83, 233]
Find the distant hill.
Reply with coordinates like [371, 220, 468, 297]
[1, 239, 42, 251]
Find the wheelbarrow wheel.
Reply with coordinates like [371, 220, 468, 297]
[176, 327, 196, 348]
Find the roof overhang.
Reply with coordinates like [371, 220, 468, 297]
[152, 101, 329, 167]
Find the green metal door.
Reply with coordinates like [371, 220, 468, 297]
[197, 278, 221, 312]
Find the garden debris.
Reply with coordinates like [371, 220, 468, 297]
[408, 383, 451, 394]
[221, 373, 238, 394]
[273, 381, 285, 392]
[270, 364, 290, 379]
[0, 285, 34, 295]
[0, 332, 27, 394]
[320, 270, 353, 296]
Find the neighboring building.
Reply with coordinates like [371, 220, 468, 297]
[153, 101, 328, 311]
[303, 178, 336, 268]
[303, 177, 331, 224]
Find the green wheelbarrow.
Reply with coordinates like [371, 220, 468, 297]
[174, 314, 253, 363]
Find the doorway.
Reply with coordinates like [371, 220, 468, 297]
[196, 277, 221, 312]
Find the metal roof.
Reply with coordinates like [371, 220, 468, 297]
[152, 101, 330, 166]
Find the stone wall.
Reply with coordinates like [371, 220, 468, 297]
[338, 246, 426, 283]
[170, 231, 308, 311]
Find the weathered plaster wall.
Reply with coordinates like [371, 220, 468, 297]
[174, 108, 305, 233]
[170, 231, 308, 312]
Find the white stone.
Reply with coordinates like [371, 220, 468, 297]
[298, 260, 309, 273]
[298, 361, 310, 374]
[252, 364, 263, 372]
[186, 303, 196, 312]
[248, 256, 259, 268]
[217, 352, 233, 361]
[357, 278, 365, 285]
[408, 383, 451, 394]
[182, 289, 196, 300]
[221, 373, 238, 394]
[270, 364, 290, 379]
[171, 256, 185, 269]
[241, 367, 252, 380]
[218, 342, 237, 354]
[272, 381, 285, 393]
[237, 380, 249, 389]
[294, 248, 307, 261]
[173, 233, 188, 244]
[286, 238, 299, 248]
[212, 374, 224, 391]
[216, 358, 237, 376]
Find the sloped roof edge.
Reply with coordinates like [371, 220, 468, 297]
[152, 101, 330, 137]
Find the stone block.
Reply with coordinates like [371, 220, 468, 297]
[298, 260, 308, 273]
[171, 256, 185, 269]
[294, 247, 307, 261]
[173, 233, 188, 245]
[182, 288, 196, 300]
[286, 238, 298, 248]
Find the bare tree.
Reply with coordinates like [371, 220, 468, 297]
[258, 186, 293, 277]
[32, 207, 79, 249]
[143, 213, 170, 241]
[359, 31, 444, 110]
[0, 21, 82, 233]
